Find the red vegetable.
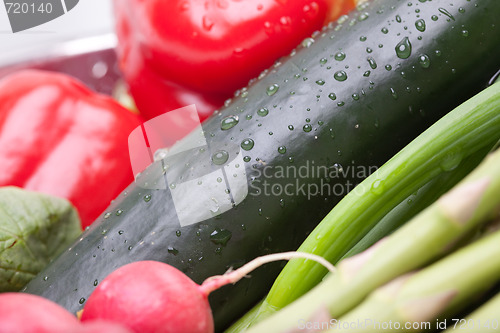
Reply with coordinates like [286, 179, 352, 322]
[115, 64, 226, 123]
[80, 253, 335, 333]
[113, 0, 355, 121]
[81, 261, 214, 333]
[0, 293, 79, 333]
[0, 293, 133, 333]
[74, 321, 133, 333]
[0, 70, 142, 228]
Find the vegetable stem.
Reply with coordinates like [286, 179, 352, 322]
[200, 252, 336, 296]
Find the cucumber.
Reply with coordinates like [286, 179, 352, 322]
[23, 0, 500, 330]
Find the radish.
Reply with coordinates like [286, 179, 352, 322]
[80, 252, 336, 333]
[75, 320, 134, 333]
[0, 293, 79, 333]
[0, 292, 133, 333]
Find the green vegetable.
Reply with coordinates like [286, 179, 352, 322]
[341, 146, 490, 260]
[237, 83, 500, 332]
[23, 0, 500, 329]
[331, 229, 500, 332]
[0, 187, 81, 292]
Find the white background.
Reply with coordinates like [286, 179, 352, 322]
[0, 0, 114, 66]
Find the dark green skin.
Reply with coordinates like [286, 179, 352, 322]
[24, 0, 500, 330]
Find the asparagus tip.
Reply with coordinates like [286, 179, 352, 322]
[376, 273, 414, 299]
[339, 238, 387, 282]
[439, 177, 491, 225]
[400, 290, 457, 322]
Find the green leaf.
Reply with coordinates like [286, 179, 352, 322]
[0, 186, 81, 292]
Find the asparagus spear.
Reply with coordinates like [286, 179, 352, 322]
[230, 79, 500, 332]
[243, 138, 500, 333]
[329, 229, 500, 332]
[443, 292, 500, 333]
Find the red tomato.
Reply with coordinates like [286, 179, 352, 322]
[114, 0, 355, 121]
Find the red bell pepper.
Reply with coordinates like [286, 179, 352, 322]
[0, 70, 142, 229]
[113, 0, 355, 121]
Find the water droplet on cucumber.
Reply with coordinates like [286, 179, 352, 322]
[390, 88, 398, 99]
[334, 70, 348, 81]
[395, 37, 412, 59]
[257, 107, 269, 117]
[168, 247, 179, 255]
[221, 115, 239, 130]
[334, 52, 346, 61]
[367, 57, 377, 69]
[241, 138, 255, 151]
[301, 37, 315, 48]
[418, 54, 431, 68]
[415, 19, 426, 32]
[266, 84, 280, 96]
[212, 150, 229, 165]
[359, 12, 369, 21]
